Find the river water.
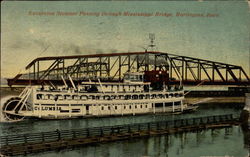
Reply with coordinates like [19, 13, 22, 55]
[0, 102, 249, 157]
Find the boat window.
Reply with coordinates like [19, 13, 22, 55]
[125, 95, 131, 100]
[101, 106, 104, 110]
[71, 109, 80, 113]
[48, 94, 54, 100]
[124, 74, 129, 80]
[132, 95, 138, 99]
[129, 105, 131, 109]
[41, 104, 55, 106]
[115, 106, 117, 110]
[155, 103, 163, 107]
[37, 94, 44, 100]
[60, 110, 69, 113]
[145, 105, 147, 108]
[139, 95, 144, 99]
[71, 108, 80, 111]
[72, 95, 79, 100]
[130, 75, 135, 80]
[135, 105, 137, 109]
[158, 94, 164, 98]
[151, 94, 156, 99]
[141, 105, 143, 108]
[139, 75, 143, 81]
[44, 95, 49, 100]
[64, 95, 71, 100]
[71, 104, 82, 106]
[104, 95, 111, 100]
[57, 104, 69, 106]
[124, 106, 126, 109]
[108, 106, 111, 110]
[55, 95, 63, 100]
[175, 101, 181, 105]
[165, 103, 173, 107]
[80, 95, 88, 100]
[118, 95, 123, 99]
[165, 94, 169, 98]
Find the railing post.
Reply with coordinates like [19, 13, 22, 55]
[181, 119, 184, 126]
[230, 114, 233, 120]
[100, 128, 104, 137]
[219, 115, 223, 122]
[24, 134, 27, 143]
[111, 127, 114, 135]
[225, 115, 228, 120]
[56, 129, 61, 141]
[156, 122, 159, 130]
[200, 118, 203, 124]
[42, 132, 45, 142]
[213, 116, 216, 123]
[72, 131, 76, 139]
[118, 127, 120, 134]
[165, 121, 168, 129]
[128, 125, 131, 133]
[87, 128, 90, 137]
[147, 123, 150, 131]
[6, 136, 9, 145]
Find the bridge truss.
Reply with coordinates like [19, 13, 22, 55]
[7, 51, 250, 86]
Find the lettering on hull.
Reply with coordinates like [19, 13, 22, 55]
[34, 106, 62, 111]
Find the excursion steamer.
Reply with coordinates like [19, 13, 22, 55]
[2, 72, 197, 121]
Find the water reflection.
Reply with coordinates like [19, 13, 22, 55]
[0, 103, 248, 157]
[26, 127, 247, 157]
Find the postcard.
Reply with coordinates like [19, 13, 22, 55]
[0, 1, 249, 157]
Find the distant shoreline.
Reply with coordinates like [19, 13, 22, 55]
[0, 87, 22, 99]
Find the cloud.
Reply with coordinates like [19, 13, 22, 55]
[58, 42, 119, 56]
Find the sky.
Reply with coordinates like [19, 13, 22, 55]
[1, 1, 249, 78]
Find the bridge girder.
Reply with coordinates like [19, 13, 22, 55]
[7, 51, 250, 86]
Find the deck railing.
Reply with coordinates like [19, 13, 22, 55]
[0, 114, 238, 147]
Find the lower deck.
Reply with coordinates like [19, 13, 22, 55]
[21, 100, 197, 119]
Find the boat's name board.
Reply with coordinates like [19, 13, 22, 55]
[34, 106, 62, 111]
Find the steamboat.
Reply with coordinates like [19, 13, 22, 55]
[2, 71, 197, 121]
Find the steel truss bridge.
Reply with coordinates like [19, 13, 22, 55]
[7, 51, 250, 86]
